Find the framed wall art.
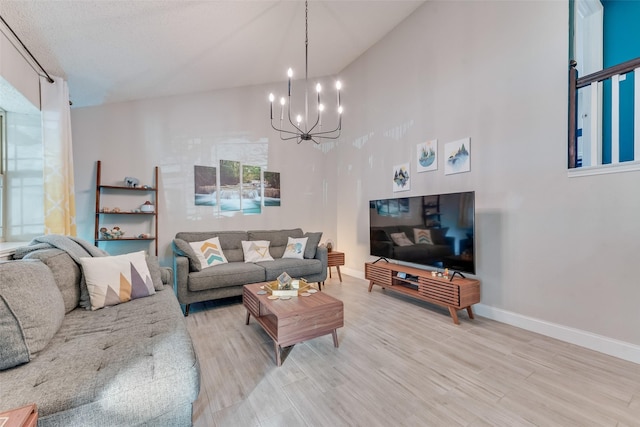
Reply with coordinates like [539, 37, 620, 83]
[444, 138, 471, 175]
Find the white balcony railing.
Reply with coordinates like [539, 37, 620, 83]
[569, 57, 640, 170]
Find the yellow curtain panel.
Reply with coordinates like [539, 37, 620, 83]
[41, 76, 77, 236]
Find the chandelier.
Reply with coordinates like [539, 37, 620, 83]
[268, 0, 343, 144]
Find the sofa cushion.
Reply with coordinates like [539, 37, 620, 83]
[187, 262, 266, 292]
[282, 237, 308, 259]
[248, 228, 304, 258]
[22, 248, 80, 313]
[303, 231, 323, 259]
[0, 284, 200, 424]
[79, 251, 156, 310]
[259, 258, 324, 282]
[0, 260, 65, 370]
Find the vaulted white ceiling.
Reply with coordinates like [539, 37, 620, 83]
[0, 1, 425, 108]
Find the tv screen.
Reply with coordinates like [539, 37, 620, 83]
[369, 191, 475, 274]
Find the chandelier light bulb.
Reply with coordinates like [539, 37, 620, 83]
[280, 97, 285, 106]
[269, 93, 275, 102]
[316, 83, 322, 93]
[336, 81, 342, 90]
[296, 114, 302, 124]
[338, 106, 343, 114]
[319, 104, 325, 112]
[287, 68, 293, 78]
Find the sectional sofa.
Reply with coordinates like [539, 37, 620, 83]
[0, 242, 200, 426]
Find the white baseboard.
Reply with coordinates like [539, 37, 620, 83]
[474, 304, 640, 365]
[339, 269, 640, 364]
[342, 267, 364, 280]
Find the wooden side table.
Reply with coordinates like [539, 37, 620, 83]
[327, 250, 345, 282]
[0, 403, 38, 427]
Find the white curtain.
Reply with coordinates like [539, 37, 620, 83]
[40, 76, 77, 236]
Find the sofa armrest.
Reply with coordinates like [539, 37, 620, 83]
[173, 255, 190, 304]
[314, 246, 328, 282]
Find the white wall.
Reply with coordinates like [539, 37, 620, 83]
[335, 1, 640, 355]
[71, 82, 333, 263]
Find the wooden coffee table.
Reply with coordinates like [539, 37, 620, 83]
[243, 282, 344, 366]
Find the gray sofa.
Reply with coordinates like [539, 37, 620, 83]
[173, 228, 327, 316]
[0, 247, 200, 426]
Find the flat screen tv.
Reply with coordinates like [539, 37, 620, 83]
[369, 191, 475, 274]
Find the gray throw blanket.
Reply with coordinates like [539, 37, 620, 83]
[13, 235, 108, 261]
[13, 235, 109, 310]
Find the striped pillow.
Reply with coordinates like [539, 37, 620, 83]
[414, 228, 434, 245]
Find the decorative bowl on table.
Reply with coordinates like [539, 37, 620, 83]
[265, 278, 310, 297]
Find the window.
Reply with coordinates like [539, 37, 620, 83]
[4, 111, 44, 241]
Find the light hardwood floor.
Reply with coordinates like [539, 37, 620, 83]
[185, 275, 640, 426]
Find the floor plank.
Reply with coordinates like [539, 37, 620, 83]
[185, 275, 640, 426]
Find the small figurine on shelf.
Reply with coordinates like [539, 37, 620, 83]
[137, 233, 150, 239]
[101, 207, 111, 213]
[112, 207, 121, 213]
[101, 226, 125, 239]
[124, 176, 140, 188]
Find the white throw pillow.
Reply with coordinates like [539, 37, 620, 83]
[242, 240, 274, 263]
[189, 237, 228, 269]
[390, 232, 413, 246]
[282, 237, 308, 259]
[79, 251, 156, 311]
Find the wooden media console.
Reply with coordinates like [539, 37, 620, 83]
[365, 261, 480, 324]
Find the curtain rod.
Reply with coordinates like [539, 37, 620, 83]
[0, 14, 54, 84]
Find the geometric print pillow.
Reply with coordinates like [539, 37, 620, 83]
[282, 237, 308, 259]
[79, 251, 156, 311]
[241, 240, 274, 263]
[189, 237, 228, 270]
[414, 228, 434, 245]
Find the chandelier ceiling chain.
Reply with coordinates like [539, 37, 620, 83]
[268, 0, 343, 144]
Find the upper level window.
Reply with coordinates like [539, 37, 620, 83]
[569, 0, 640, 174]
